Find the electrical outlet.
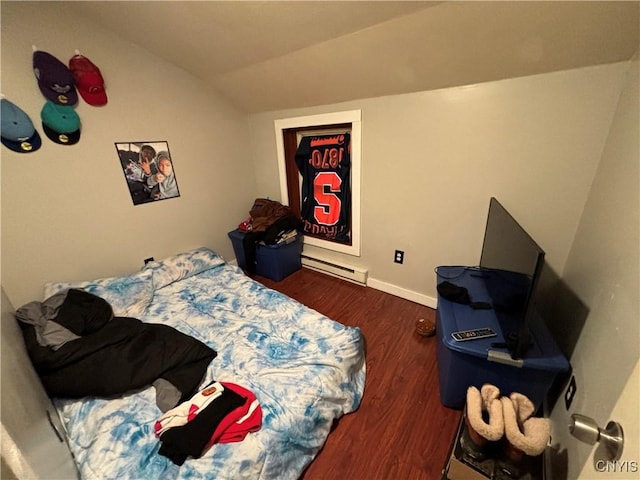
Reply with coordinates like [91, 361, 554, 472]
[394, 250, 404, 264]
[565, 375, 577, 410]
[144, 257, 155, 265]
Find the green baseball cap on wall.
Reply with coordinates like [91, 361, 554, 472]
[40, 101, 81, 145]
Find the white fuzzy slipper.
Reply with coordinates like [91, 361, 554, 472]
[465, 384, 504, 444]
[501, 393, 550, 457]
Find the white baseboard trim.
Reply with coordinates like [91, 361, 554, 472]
[367, 277, 437, 309]
[231, 257, 438, 309]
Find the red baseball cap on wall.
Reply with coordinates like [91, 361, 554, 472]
[69, 54, 108, 106]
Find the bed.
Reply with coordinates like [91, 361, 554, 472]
[29, 247, 366, 479]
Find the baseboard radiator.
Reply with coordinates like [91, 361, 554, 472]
[301, 254, 368, 285]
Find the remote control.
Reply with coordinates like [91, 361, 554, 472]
[451, 328, 496, 342]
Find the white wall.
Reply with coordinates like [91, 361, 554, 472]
[549, 54, 639, 479]
[248, 63, 628, 305]
[1, 2, 256, 308]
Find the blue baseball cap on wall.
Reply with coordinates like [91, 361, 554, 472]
[0, 99, 42, 153]
[41, 101, 81, 145]
[33, 50, 78, 106]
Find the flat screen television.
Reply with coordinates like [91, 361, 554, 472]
[479, 197, 545, 360]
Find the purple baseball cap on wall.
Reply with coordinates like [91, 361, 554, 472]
[33, 50, 78, 106]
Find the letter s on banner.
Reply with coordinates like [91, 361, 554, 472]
[313, 171, 342, 226]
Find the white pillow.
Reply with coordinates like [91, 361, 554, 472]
[143, 246, 225, 290]
[43, 269, 154, 319]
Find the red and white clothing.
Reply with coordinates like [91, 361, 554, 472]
[209, 382, 261, 445]
[155, 380, 262, 465]
[154, 381, 225, 436]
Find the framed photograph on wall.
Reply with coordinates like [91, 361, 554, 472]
[115, 141, 180, 205]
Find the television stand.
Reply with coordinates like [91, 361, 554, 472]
[435, 266, 570, 411]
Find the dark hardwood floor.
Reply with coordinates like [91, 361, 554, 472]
[256, 267, 462, 480]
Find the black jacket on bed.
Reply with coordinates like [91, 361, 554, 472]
[18, 289, 216, 406]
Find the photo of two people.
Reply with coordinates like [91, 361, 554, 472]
[116, 141, 180, 205]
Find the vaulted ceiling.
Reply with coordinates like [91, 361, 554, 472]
[67, 1, 639, 113]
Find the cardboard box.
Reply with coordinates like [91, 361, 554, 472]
[446, 455, 492, 480]
[442, 415, 544, 480]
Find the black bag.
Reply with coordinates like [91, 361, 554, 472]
[437, 281, 492, 310]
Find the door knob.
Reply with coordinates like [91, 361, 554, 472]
[569, 413, 624, 461]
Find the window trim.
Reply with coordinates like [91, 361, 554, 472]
[274, 110, 361, 256]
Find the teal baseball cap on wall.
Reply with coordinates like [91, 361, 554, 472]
[40, 101, 81, 145]
[1, 99, 42, 153]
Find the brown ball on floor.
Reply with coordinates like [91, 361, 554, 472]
[415, 317, 435, 336]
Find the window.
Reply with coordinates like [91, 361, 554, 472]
[275, 110, 361, 256]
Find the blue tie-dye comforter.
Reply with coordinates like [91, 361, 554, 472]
[48, 248, 366, 480]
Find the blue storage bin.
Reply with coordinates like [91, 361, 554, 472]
[435, 266, 569, 411]
[228, 229, 249, 270]
[228, 229, 302, 281]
